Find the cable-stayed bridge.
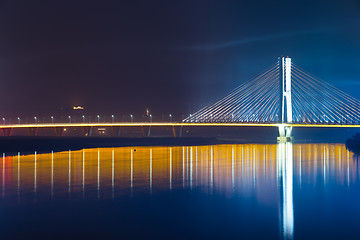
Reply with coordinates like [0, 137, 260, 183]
[1, 57, 360, 141]
[183, 57, 360, 141]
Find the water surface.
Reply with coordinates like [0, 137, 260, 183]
[1, 143, 360, 239]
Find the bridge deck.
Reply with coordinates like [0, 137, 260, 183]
[0, 122, 360, 129]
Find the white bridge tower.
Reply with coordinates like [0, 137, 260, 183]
[278, 57, 293, 142]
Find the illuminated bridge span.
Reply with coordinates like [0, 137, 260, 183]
[1, 122, 360, 138]
[183, 57, 360, 140]
[1, 57, 360, 140]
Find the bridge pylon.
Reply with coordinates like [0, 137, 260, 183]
[278, 56, 293, 142]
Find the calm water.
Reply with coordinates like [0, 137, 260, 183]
[1, 143, 360, 239]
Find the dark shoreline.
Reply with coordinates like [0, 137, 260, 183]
[346, 133, 360, 155]
[0, 136, 273, 156]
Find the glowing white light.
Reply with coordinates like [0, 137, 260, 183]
[169, 147, 172, 190]
[112, 149, 114, 199]
[131, 149, 133, 190]
[150, 148, 152, 193]
[278, 142, 294, 239]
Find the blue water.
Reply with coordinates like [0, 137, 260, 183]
[0, 143, 360, 239]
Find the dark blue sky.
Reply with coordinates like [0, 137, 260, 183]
[0, 0, 360, 119]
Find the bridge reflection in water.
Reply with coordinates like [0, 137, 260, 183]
[0, 143, 357, 238]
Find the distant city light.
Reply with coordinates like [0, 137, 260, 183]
[73, 106, 84, 110]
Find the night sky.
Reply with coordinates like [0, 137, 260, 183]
[1, 0, 360, 120]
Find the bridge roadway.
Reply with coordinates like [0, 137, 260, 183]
[0, 122, 359, 137]
[0, 122, 360, 128]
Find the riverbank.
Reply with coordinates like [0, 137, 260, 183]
[0, 136, 273, 156]
[346, 133, 360, 155]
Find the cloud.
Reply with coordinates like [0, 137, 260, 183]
[184, 28, 333, 51]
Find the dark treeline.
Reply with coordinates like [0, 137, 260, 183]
[345, 133, 360, 155]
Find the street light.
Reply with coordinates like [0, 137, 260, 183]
[169, 114, 172, 122]
[2, 118, 5, 125]
[68, 116, 71, 123]
[149, 114, 152, 122]
[97, 115, 100, 123]
[17, 117, 20, 124]
[51, 116, 54, 123]
[82, 115, 85, 123]
[34, 116, 37, 123]
[130, 114, 133, 122]
[111, 115, 114, 123]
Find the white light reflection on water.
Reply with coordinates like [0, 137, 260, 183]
[278, 142, 294, 239]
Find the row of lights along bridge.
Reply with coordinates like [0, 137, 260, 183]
[1, 114, 178, 124]
[0, 114, 355, 124]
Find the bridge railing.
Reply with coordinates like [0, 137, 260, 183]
[1, 115, 359, 125]
[0, 114, 186, 125]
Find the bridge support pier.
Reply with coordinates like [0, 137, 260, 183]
[171, 126, 177, 137]
[147, 126, 151, 137]
[27, 127, 38, 136]
[1, 128, 13, 137]
[82, 127, 92, 137]
[111, 127, 121, 137]
[277, 125, 293, 142]
[179, 126, 183, 137]
[54, 127, 64, 137]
